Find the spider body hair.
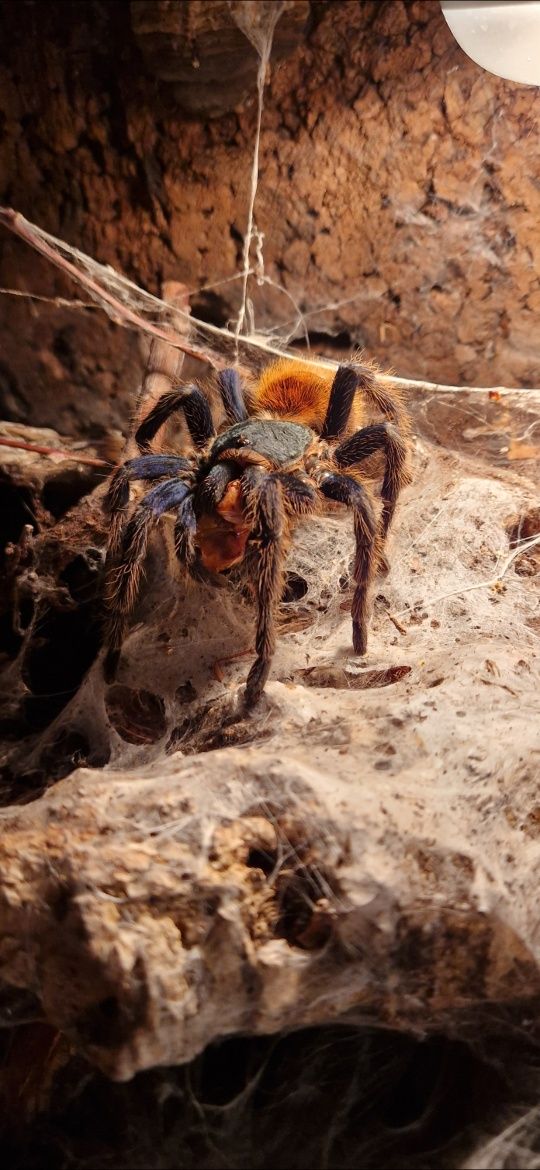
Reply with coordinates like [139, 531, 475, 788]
[251, 358, 363, 433]
[103, 357, 411, 705]
[251, 356, 409, 439]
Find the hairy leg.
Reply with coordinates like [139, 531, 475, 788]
[334, 422, 409, 544]
[195, 460, 239, 514]
[320, 472, 377, 654]
[276, 473, 318, 517]
[217, 368, 248, 423]
[321, 365, 362, 440]
[348, 363, 410, 434]
[174, 492, 197, 569]
[135, 386, 215, 452]
[103, 478, 191, 681]
[104, 454, 192, 564]
[243, 471, 285, 706]
[173, 492, 225, 586]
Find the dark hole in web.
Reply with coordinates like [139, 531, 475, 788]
[18, 594, 35, 630]
[195, 1034, 272, 1108]
[42, 466, 104, 520]
[39, 729, 110, 785]
[381, 1034, 506, 1150]
[106, 685, 167, 745]
[0, 1022, 515, 1168]
[21, 601, 103, 729]
[276, 864, 335, 950]
[291, 329, 356, 353]
[246, 846, 277, 877]
[383, 1034, 451, 1130]
[0, 480, 37, 556]
[191, 289, 229, 328]
[60, 551, 102, 603]
[0, 612, 23, 660]
[175, 680, 198, 704]
[0, 765, 47, 808]
[282, 571, 308, 602]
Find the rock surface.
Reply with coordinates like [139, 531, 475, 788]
[0, 384, 539, 1080]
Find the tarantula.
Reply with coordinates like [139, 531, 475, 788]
[103, 358, 411, 706]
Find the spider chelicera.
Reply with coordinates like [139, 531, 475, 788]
[103, 358, 411, 705]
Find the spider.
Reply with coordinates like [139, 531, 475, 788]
[103, 358, 411, 706]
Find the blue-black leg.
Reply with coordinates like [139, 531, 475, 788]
[173, 493, 224, 587]
[182, 461, 243, 585]
[320, 472, 377, 654]
[217, 368, 248, 424]
[103, 479, 191, 682]
[135, 386, 215, 452]
[105, 454, 191, 513]
[195, 460, 239, 515]
[140, 479, 192, 517]
[335, 421, 408, 541]
[104, 454, 193, 565]
[174, 493, 197, 569]
[321, 365, 359, 440]
[321, 365, 372, 440]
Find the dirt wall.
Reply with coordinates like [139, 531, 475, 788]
[1, 0, 540, 439]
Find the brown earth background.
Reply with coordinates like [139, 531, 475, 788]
[1, 0, 540, 444]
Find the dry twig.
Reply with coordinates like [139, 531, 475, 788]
[0, 435, 109, 467]
[2, 207, 540, 402]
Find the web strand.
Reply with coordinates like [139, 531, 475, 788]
[1, 206, 540, 404]
[230, 1, 286, 354]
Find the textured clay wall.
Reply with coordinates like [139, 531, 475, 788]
[1, 0, 540, 439]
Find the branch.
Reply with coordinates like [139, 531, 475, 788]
[1, 206, 540, 402]
[0, 436, 109, 467]
[0, 208, 220, 370]
[0, 286, 97, 309]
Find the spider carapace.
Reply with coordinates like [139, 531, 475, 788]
[103, 358, 411, 706]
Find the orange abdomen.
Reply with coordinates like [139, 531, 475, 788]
[251, 359, 364, 434]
